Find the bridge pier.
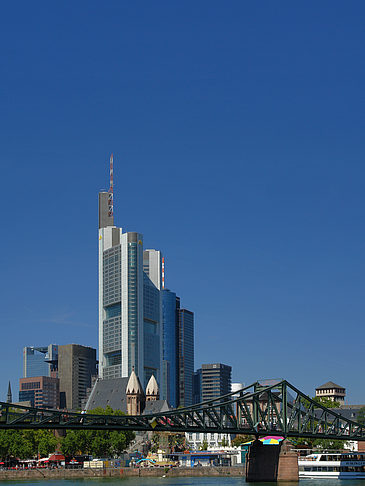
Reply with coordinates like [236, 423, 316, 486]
[246, 439, 298, 482]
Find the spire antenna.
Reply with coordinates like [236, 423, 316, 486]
[108, 154, 114, 217]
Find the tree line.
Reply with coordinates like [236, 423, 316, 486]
[0, 406, 135, 461]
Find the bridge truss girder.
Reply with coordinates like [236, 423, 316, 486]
[1, 380, 365, 440]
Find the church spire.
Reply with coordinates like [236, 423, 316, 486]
[7, 381, 12, 403]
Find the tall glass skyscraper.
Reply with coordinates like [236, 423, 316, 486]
[178, 308, 194, 407]
[23, 345, 58, 378]
[161, 289, 180, 407]
[98, 190, 162, 387]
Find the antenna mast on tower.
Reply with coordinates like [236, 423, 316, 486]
[108, 154, 114, 217]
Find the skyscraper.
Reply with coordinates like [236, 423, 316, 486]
[201, 363, 232, 402]
[98, 160, 162, 387]
[177, 308, 194, 407]
[161, 289, 179, 407]
[23, 345, 58, 378]
[58, 344, 97, 410]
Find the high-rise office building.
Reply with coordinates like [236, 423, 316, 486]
[161, 289, 180, 407]
[201, 363, 232, 402]
[98, 164, 162, 387]
[143, 249, 162, 290]
[23, 345, 58, 378]
[192, 368, 202, 404]
[58, 344, 97, 410]
[142, 249, 162, 388]
[177, 308, 194, 407]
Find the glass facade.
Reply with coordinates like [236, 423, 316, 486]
[193, 368, 202, 404]
[103, 245, 122, 379]
[162, 289, 179, 407]
[128, 242, 139, 376]
[143, 273, 161, 388]
[23, 345, 58, 378]
[178, 308, 194, 407]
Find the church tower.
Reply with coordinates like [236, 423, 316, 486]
[126, 368, 145, 415]
[146, 375, 159, 402]
[6, 382, 12, 404]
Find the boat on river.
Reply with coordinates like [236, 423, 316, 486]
[299, 452, 365, 479]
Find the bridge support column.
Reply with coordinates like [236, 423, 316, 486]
[246, 439, 298, 482]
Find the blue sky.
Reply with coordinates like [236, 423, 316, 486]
[1, 1, 365, 403]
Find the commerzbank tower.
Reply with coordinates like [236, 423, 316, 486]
[98, 155, 163, 388]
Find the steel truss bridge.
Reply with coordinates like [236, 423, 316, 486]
[1, 380, 364, 441]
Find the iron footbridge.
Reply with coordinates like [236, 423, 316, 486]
[1, 380, 364, 441]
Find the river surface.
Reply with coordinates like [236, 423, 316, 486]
[1, 479, 365, 485]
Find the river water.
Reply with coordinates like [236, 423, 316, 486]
[0, 479, 365, 485]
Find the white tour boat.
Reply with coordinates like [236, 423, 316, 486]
[299, 452, 365, 479]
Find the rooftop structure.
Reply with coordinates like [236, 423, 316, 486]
[315, 381, 346, 403]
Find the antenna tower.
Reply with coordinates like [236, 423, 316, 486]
[108, 154, 114, 217]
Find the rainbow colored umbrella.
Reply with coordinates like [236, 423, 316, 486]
[260, 436, 284, 445]
[242, 436, 284, 445]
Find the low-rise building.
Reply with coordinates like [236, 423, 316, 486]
[315, 381, 346, 403]
[19, 376, 59, 408]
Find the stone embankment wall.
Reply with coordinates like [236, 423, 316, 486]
[0, 465, 245, 480]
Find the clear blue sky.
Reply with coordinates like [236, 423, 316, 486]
[1, 1, 365, 403]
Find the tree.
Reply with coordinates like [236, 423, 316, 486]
[313, 396, 341, 409]
[0, 430, 58, 460]
[294, 397, 345, 450]
[60, 407, 135, 458]
[201, 440, 208, 451]
[231, 434, 254, 447]
[356, 407, 365, 425]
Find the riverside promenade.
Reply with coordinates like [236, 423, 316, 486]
[0, 466, 245, 480]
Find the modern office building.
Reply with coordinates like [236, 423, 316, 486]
[201, 363, 232, 402]
[177, 308, 194, 407]
[161, 289, 180, 407]
[98, 170, 162, 388]
[23, 345, 58, 378]
[193, 368, 202, 404]
[143, 249, 163, 290]
[58, 344, 97, 410]
[19, 376, 60, 408]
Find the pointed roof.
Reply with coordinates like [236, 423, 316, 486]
[146, 375, 159, 396]
[316, 381, 345, 390]
[126, 369, 144, 395]
[7, 381, 12, 403]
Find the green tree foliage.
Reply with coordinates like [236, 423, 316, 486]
[201, 440, 208, 451]
[0, 430, 58, 460]
[61, 407, 134, 458]
[313, 396, 341, 408]
[356, 407, 365, 425]
[294, 397, 344, 450]
[231, 434, 254, 447]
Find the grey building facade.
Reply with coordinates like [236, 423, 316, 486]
[201, 363, 232, 402]
[58, 344, 97, 410]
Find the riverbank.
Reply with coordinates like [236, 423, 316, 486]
[0, 466, 245, 480]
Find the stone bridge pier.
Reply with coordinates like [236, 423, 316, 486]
[246, 438, 298, 482]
